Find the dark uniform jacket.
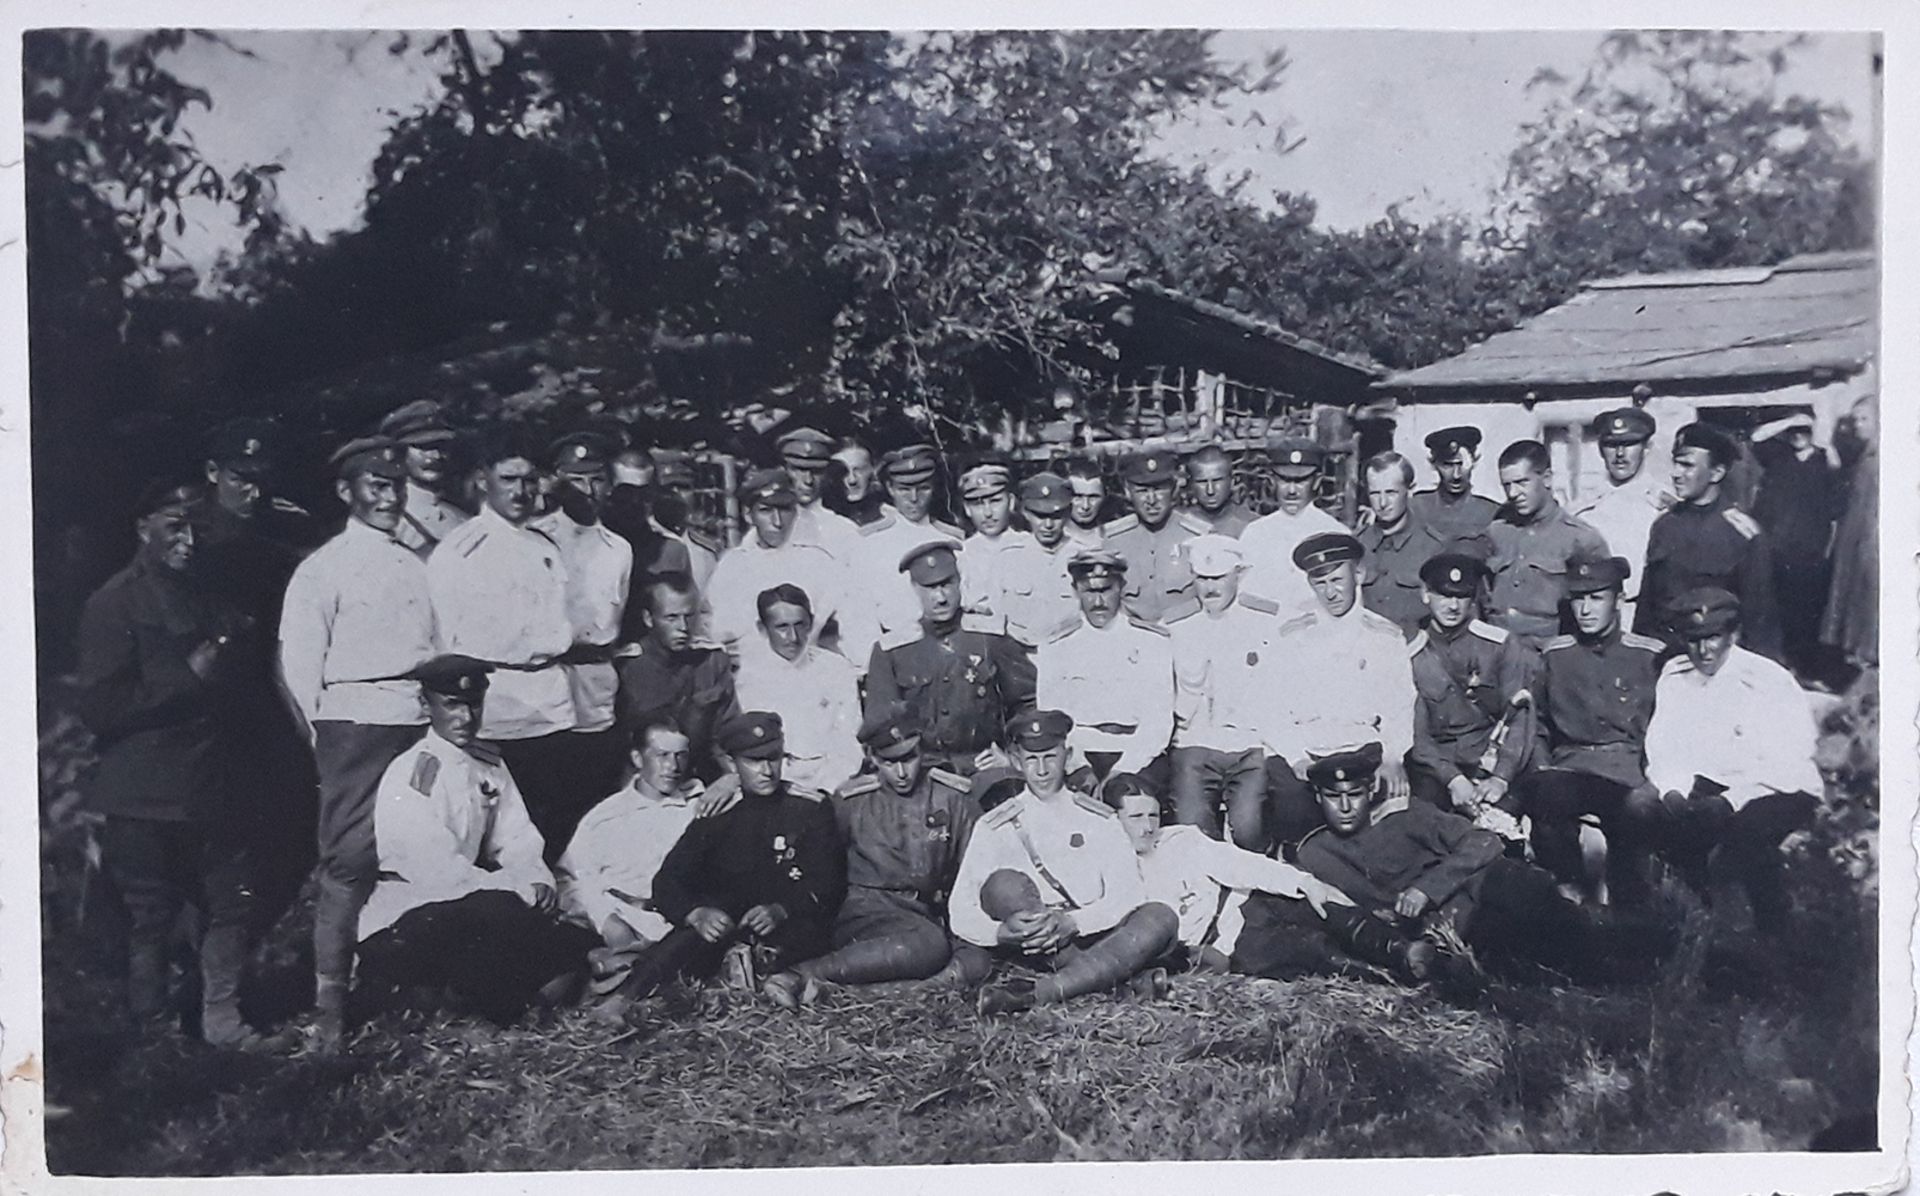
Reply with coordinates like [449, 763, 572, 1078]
[1408, 619, 1538, 785]
[1533, 625, 1665, 790]
[72, 557, 252, 821]
[1359, 516, 1494, 638]
[193, 499, 312, 782]
[1634, 494, 1782, 661]
[833, 766, 978, 907]
[864, 621, 1037, 759]
[1296, 802, 1504, 918]
[614, 639, 740, 780]
[650, 789, 847, 936]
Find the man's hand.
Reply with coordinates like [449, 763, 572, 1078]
[1381, 757, 1411, 804]
[1446, 775, 1479, 811]
[740, 903, 788, 938]
[1393, 887, 1432, 920]
[1301, 878, 1355, 917]
[1659, 789, 1692, 819]
[1022, 910, 1078, 954]
[1471, 776, 1509, 810]
[687, 906, 736, 943]
[973, 744, 1011, 773]
[529, 882, 559, 915]
[995, 909, 1050, 947]
[187, 638, 225, 681]
[695, 774, 742, 819]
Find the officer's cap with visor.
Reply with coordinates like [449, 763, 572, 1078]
[1419, 552, 1487, 597]
[1591, 407, 1657, 447]
[858, 709, 924, 761]
[550, 430, 616, 473]
[1306, 741, 1385, 790]
[900, 541, 961, 585]
[206, 420, 279, 478]
[1422, 426, 1483, 458]
[1292, 530, 1364, 576]
[1008, 709, 1074, 753]
[881, 443, 939, 484]
[379, 399, 458, 448]
[958, 461, 1013, 500]
[1020, 471, 1070, 515]
[1668, 586, 1742, 639]
[136, 477, 205, 521]
[1185, 534, 1246, 579]
[738, 467, 798, 508]
[1123, 449, 1178, 487]
[1565, 555, 1632, 596]
[776, 425, 837, 469]
[330, 435, 408, 482]
[412, 654, 492, 701]
[1066, 547, 1127, 587]
[718, 711, 785, 760]
[1267, 437, 1325, 479]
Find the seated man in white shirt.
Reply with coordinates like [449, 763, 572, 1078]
[734, 583, 864, 799]
[354, 658, 598, 1028]
[1643, 588, 1825, 935]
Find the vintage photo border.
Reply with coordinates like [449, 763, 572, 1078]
[0, 0, 1912, 1191]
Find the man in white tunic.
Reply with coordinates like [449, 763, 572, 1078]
[778, 424, 862, 558]
[1036, 548, 1174, 791]
[1567, 407, 1670, 626]
[1258, 530, 1415, 855]
[848, 444, 964, 652]
[988, 472, 1080, 649]
[1240, 437, 1350, 619]
[734, 582, 864, 798]
[955, 460, 1035, 631]
[704, 468, 873, 668]
[1643, 587, 1824, 934]
[377, 400, 470, 560]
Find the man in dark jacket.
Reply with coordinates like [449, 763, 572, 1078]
[72, 480, 262, 1046]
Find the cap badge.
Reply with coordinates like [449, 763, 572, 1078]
[1449, 568, 1462, 582]
[244, 438, 262, 455]
[753, 726, 766, 739]
[1147, 460, 1159, 473]
[1335, 767, 1347, 780]
[1289, 451, 1302, 464]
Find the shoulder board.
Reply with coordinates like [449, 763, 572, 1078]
[1407, 630, 1430, 657]
[684, 637, 727, 654]
[1174, 511, 1211, 535]
[408, 752, 440, 796]
[456, 529, 488, 558]
[1043, 614, 1085, 644]
[1073, 792, 1115, 818]
[1661, 655, 1697, 677]
[1126, 614, 1171, 637]
[1102, 513, 1140, 536]
[1276, 612, 1318, 636]
[1621, 632, 1668, 653]
[980, 799, 1024, 829]
[1410, 486, 1438, 496]
[1235, 592, 1280, 615]
[1541, 634, 1577, 652]
[1722, 509, 1761, 539]
[837, 775, 882, 799]
[465, 740, 504, 767]
[1162, 596, 1203, 625]
[857, 514, 896, 537]
[930, 519, 964, 539]
[1296, 824, 1330, 853]
[687, 529, 724, 554]
[1358, 608, 1400, 635]
[1467, 620, 1510, 644]
[269, 496, 311, 517]
[929, 767, 971, 793]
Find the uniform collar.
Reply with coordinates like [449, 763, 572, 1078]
[1574, 622, 1623, 650]
[631, 775, 697, 805]
[343, 514, 399, 544]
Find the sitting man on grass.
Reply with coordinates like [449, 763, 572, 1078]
[1103, 771, 1437, 982]
[353, 657, 599, 1030]
[557, 718, 741, 994]
[1295, 742, 1671, 983]
[949, 710, 1179, 1016]
[761, 710, 991, 1009]
[608, 712, 847, 1003]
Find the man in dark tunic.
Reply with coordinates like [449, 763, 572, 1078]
[864, 542, 1037, 776]
[1748, 414, 1840, 673]
[761, 711, 987, 1008]
[614, 571, 740, 782]
[613, 713, 847, 1000]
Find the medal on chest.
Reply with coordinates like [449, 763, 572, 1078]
[963, 652, 982, 685]
[926, 807, 951, 843]
[1069, 833, 1085, 849]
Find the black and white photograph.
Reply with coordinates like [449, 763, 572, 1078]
[3, 6, 1911, 1190]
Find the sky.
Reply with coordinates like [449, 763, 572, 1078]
[151, 28, 1880, 277]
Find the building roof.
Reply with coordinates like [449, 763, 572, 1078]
[1121, 278, 1387, 383]
[1382, 251, 1877, 395]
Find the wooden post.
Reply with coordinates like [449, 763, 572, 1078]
[718, 453, 741, 548]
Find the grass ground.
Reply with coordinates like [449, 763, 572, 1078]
[36, 673, 1883, 1173]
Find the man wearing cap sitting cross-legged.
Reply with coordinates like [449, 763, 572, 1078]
[950, 711, 1180, 1016]
[864, 542, 1038, 778]
[760, 710, 988, 1009]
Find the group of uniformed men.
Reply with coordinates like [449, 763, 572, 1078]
[70, 396, 1830, 1049]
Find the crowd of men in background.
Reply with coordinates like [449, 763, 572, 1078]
[66, 388, 1878, 1051]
